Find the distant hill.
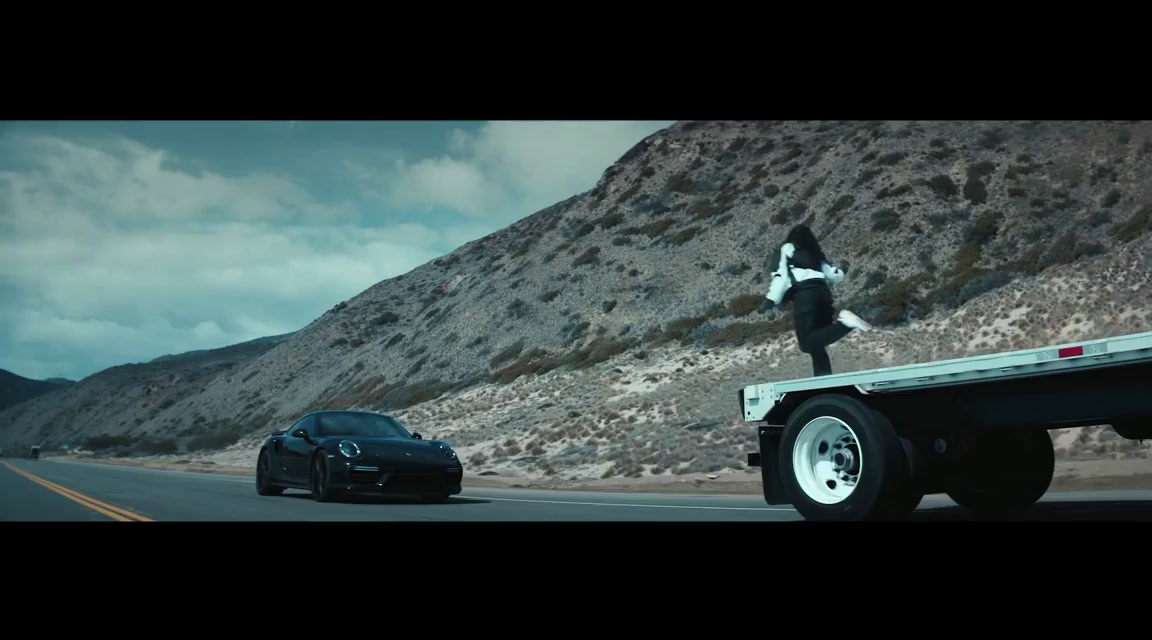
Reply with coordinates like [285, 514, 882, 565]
[4, 120, 1152, 475]
[0, 332, 297, 450]
[148, 333, 298, 365]
[0, 369, 74, 412]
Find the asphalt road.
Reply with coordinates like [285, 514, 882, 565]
[4, 458, 1152, 521]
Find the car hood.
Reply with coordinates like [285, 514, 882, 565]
[327, 437, 452, 461]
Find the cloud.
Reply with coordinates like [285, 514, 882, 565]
[0, 132, 444, 380]
[377, 120, 673, 223]
[0, 121, 674, 381]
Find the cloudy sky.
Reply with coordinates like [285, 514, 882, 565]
[0, 120, 674, 381]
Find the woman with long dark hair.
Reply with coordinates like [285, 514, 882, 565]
[761, 223, 872, 377]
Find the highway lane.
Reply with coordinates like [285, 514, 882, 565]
[4, 458, 1152, 521]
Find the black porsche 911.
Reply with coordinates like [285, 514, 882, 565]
[255, 409, 463, 502]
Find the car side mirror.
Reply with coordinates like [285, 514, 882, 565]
[412, 432, 423, 440]
[293, 429, 309, 438]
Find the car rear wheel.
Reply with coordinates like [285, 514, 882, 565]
[256, 450, 284, 496]
[309, 454, 338, 502]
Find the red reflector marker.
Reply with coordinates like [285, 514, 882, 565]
[1058, 346, 1084, 358]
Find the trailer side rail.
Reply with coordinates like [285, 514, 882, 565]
[742, 331, 1152, 421]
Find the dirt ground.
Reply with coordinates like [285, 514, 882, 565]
[44, 454, 1152, 494]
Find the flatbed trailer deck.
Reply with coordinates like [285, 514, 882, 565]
[739, 330, 1152, 521]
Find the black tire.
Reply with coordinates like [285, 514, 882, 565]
[256, 450, 284, 496]
[309, 453, 339, 502]
[779, 394, 921, 522]
[945, 428, 1054, 514]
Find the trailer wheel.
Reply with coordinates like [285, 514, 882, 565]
[945, 429, 1054, 514]
[779, 394, 921, 521]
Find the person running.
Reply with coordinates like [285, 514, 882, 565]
[760, 223, 872, 377]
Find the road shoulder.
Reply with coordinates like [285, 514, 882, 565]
[42, 454, 1152, 495]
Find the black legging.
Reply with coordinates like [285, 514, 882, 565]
[791, 281, 851, 377]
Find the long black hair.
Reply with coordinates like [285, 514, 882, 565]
[768, 223, 826, 272]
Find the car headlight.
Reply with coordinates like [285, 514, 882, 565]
[338, 440, 361, 459]
[438, 443, 457, 460]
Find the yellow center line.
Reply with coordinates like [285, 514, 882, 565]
[2, 461, 155, 522]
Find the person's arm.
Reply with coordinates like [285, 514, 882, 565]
[820, 259, 845, 285]
[762, 243, 794, 310]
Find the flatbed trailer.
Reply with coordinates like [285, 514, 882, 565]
[739, 330, 1152, 521]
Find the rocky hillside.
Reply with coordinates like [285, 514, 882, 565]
[0, 369, 73, 412]
[5, 120, 1152, 478]
[0, 333, 295, 452]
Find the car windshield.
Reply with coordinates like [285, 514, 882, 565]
[315, 412, 411, 438]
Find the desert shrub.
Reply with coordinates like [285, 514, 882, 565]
[978, 128, 1005, 149]
[866, 274, 930, 325]
[855, 168, 883, 186]
[614, 183, 642, 203]
[644, 315, 709, 346]
[490, 350, 559, 384]
[1102, 189, 1122, 208]
[383, 334, 405, 349]
[871, 208, 900, 232]
[135, 438, 179, 455]
[612, 236, 632, 246]
[186, 420, 247, 451]
[669, 227, 700, 245]
[371, 312, 399, 326]
[539, 290, 561, 303]
[597, 212, 624, 229]
[507, 299, 529, 318]
[1038, 232, 1078, 269]
[573, 247, 601, 267]
[864, 270, 887, 289]
[84, 434, 135, 450]
[603, 300, 617, 313]
[967, 161, 997, 179]
[826, 194, 854, 218]
[723, 262, 751, 276]
[876, 151, 906, 166]
[956, 271, 1012, 305]
[371, 379, 456, 411]
[1111, 204, 1151, 243]
[964, 177, 987, 204]
[665, 173, 695, 194]
[771, 202, 807, 225]
[561, 337, 637, 370]
[618, 219, 675, 238]
[926, 175, 958, 199]
[489, 341, 525, 369]
[330, 337, 348, 347]
[962, 210, 1002, 244]
[687, 199, 720, 221]
[407, 356, 430, 377]
[703, 317, 791, 347]
[728, 294, 765, 317]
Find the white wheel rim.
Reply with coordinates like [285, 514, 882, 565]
[792, 416, 862, 505]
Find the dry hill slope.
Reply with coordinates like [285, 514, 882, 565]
[6, 120, 1152, 480]
[0, 370, 73, 412]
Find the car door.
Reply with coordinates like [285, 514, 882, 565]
[281, 414, 317, 484]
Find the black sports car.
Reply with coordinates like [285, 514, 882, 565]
[255, 409, 463, 502]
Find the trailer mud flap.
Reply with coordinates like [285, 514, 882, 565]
[756, 426, 788, 505]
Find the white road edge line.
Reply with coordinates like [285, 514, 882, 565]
[468, 495, 796, 512]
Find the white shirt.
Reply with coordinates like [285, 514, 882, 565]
[765, 242, 845, 305]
